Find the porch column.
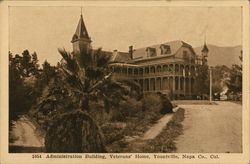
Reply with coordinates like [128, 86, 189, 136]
[172, 76, 175, 95]
[142, 78, 145, 92]
[178, 76, 181, 92]
[173, 64, 175, 75]
[160, 77, 162, 90]
[189, 77, 191, 97]
[149, 78, 151, 91]
[184, 77, 186, 97]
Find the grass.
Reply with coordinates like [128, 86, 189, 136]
[140, 108, 185, 153]
[122, 109, 162, 137]
[105, 108, 163, 153]
[13, 94, 169, 153]
[115, 108, 185, 153]
[103, 94, 164, 152]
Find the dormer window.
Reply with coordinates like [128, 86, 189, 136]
[183, 50, 190, 62]
[146, 47, 156, 57]
[160, 44, 171, 55]
[183, 50, 188, 58]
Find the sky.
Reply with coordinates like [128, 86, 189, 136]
[9, 6, 242, 65]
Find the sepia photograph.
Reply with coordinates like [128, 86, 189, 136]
[0, 1, 249, 163]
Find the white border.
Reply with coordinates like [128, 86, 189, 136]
[0, 1, 249, 164]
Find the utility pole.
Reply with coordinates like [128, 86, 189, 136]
[209, 66, 212, 101]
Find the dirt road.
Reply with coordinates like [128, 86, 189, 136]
[175, 101, 242, 153]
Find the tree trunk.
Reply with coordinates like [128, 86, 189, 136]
[45, 110, 106, 153]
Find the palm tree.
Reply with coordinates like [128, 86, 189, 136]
[43, 47, 140, 153]
[57, 47, 141, 112]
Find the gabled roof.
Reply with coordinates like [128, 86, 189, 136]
[132, 40, 193, 61]
[110, 51, 132, 63]
[71, 14, 91, 42]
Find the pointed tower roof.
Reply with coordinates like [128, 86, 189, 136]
[71, 14, 91, 43]
[201, 42, 209, 53]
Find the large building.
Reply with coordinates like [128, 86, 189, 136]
[71, 14, 209, 99]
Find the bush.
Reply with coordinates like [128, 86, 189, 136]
[227, 92, 242, 101]
[122, 93, 163, 137]
[119, 98, 142, 117]
[111, 98, 142, 122]
[159, 94, 173, 114]
[142, 93, 162, 111]
[101, 123, 125, 145]
[89, 101, 112, 125]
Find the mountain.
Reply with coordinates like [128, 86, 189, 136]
[194, 44, 242, 67]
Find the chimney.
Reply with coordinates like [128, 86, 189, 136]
[129, 46, 133, 59]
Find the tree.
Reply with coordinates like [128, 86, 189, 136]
[18, 50, 39, 78]
[43, 48, 140, 153]
[34, 60, 57, 96]
[211, 65, 231, 93]
[45, 110, 106, 153]
[228, 53, 242, 93]
[196, 65, 209, 97]
[9, 50, 39, 130]
[56, 48, 140, 112]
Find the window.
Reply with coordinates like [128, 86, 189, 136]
[146, 47, 156, 57]
[183, 51, 189, 61]
[183, 51, 188, 58]
[160, 44, 171, 55]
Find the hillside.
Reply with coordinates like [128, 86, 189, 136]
[194, 45, 242, 67]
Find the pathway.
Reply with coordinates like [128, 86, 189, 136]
[175, 101, 242, 153]
[142, 114, 173, 140]
[142, 107, 179, 140]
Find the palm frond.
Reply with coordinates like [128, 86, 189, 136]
[87, 72, 113, 93]
[76, 46, 93, 68]
[93, 48, 111, 68]
[60, 68, 85, 94]
[118, 79, 141, 95]
[85, 67, 104, 81]
[58, 48, 79, 75]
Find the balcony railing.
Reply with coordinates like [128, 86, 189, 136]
[113, 71, 196, 79]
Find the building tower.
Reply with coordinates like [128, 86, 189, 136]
[71, 14, 92, 55]
[201, 42, 209, 65]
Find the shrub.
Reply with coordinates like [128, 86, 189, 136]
[111, 98, 142, 122]
[89, 101, 112, 125]
[122, 93, 163, 137]
[159, 94, 173, 114]
[101, 123, 125, 145]
[142, 93, 162, 111]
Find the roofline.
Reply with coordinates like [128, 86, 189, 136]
[109, 63, 139, 67]
[133, 40, 191, 50]
[132, 54, 175, 63]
